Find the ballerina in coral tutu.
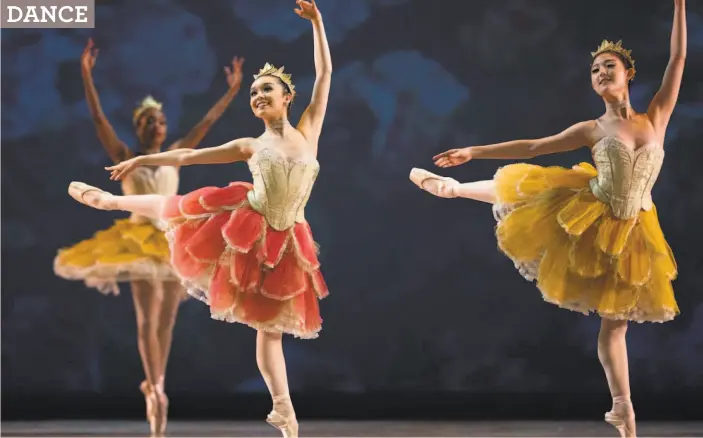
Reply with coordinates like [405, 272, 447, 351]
[410, 1, 686, 436]
[65, 1, 330, 436]
[54, 37, 245, 435]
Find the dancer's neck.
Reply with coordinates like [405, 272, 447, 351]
[604, 99, 634, 119]
[264, 117, 292, 136]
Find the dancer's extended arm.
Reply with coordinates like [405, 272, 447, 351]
[433, 121, 594, 168]
[105, 138, 255, 180]
[81, 38, 132, 163]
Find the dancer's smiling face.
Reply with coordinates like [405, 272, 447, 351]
[249, 76, 294, 120]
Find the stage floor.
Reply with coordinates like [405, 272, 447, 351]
[2, 420, 703, 437]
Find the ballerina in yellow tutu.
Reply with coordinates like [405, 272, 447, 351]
[53, 38, 245, 435]
[410, 1, 686, 436]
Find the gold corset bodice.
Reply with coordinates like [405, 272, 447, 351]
[246, 147, 320, 231]
[121, 165, 179, 226]
[589, 137, 664, 219]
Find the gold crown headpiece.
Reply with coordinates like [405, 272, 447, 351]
[591, 40, 636, 79]
[254, 63, 296, 96]
[132, 95, 163, 125]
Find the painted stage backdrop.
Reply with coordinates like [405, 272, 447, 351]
[2, 0, 702, 401]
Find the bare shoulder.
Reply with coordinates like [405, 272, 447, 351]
[635, 113, 667, 144]
[293, 126, 319, 155]
[635, 111, 659, 130]
[236, 137, 258, 159]
[239, 136, 258, 147]
[570, 120, 600, 148]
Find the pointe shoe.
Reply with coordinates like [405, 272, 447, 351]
[409, 168, 458, 198]
[139, 381, 153, 422]
[67, 181, 113, 210]
[266, 395, 299, 438]
[160, 391, 169, 435]
[605, 397, 636, 437]
[145, 384, 168, 436]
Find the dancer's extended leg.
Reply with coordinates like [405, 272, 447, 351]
[409, 168, 496, 203]
[68, 181, 166, 219]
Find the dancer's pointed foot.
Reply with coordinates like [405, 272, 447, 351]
[266, 394, 298, 438]
[144, 383, 168, 436]
[409, 168, 458, 198]
[140, 381, 153, 423]
[68, 181, 115, 210]
[605, 396, 636, 437]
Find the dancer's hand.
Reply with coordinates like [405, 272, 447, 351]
[105, 157, 142, 181]
[224, 57, 245, 90]
[433, 147, 473, 168]
[294, 0, 321, 21]
[81, 38, 98, 75]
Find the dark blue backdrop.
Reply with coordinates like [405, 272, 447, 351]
[2, 0, 702, 419]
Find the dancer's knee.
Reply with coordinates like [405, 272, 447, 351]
[257, 329, 283, 343]
[599, 319, 628, 338]
[256, 330, 283, 366]
[132, 281, 161, 338]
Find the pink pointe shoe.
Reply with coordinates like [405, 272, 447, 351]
[605, 396, 636, 437]
[266, 394, 299, 438]
[409, 168, 458, 198]
[141, 382, 167, 436]
[67, 181, 114, 210]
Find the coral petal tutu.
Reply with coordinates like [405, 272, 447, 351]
[163, 182, 328, 339]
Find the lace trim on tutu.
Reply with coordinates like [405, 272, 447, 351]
[53, 257, 178, 295]
[540, 295, 678, 323]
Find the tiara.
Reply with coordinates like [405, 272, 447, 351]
[591, 40, 636, 78]
[132, 95, 163, 124]
[254, 63, 296, 95]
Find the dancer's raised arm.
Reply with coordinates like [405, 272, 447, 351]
[81, 38, 132, 163]
[294, 0, 332, 144]
[168, 57, 245, 151]
[647, 0, 686, 134]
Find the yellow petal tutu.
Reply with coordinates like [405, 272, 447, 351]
[54, 219, 178, 295]
[493, 162, 678, 322]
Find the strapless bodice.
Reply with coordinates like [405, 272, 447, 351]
[589, 136, 664, 219]
[246, 147, 320, 231]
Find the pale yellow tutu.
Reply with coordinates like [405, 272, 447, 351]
[54, 218, 177, 295]
[493, 162, 678, 322]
